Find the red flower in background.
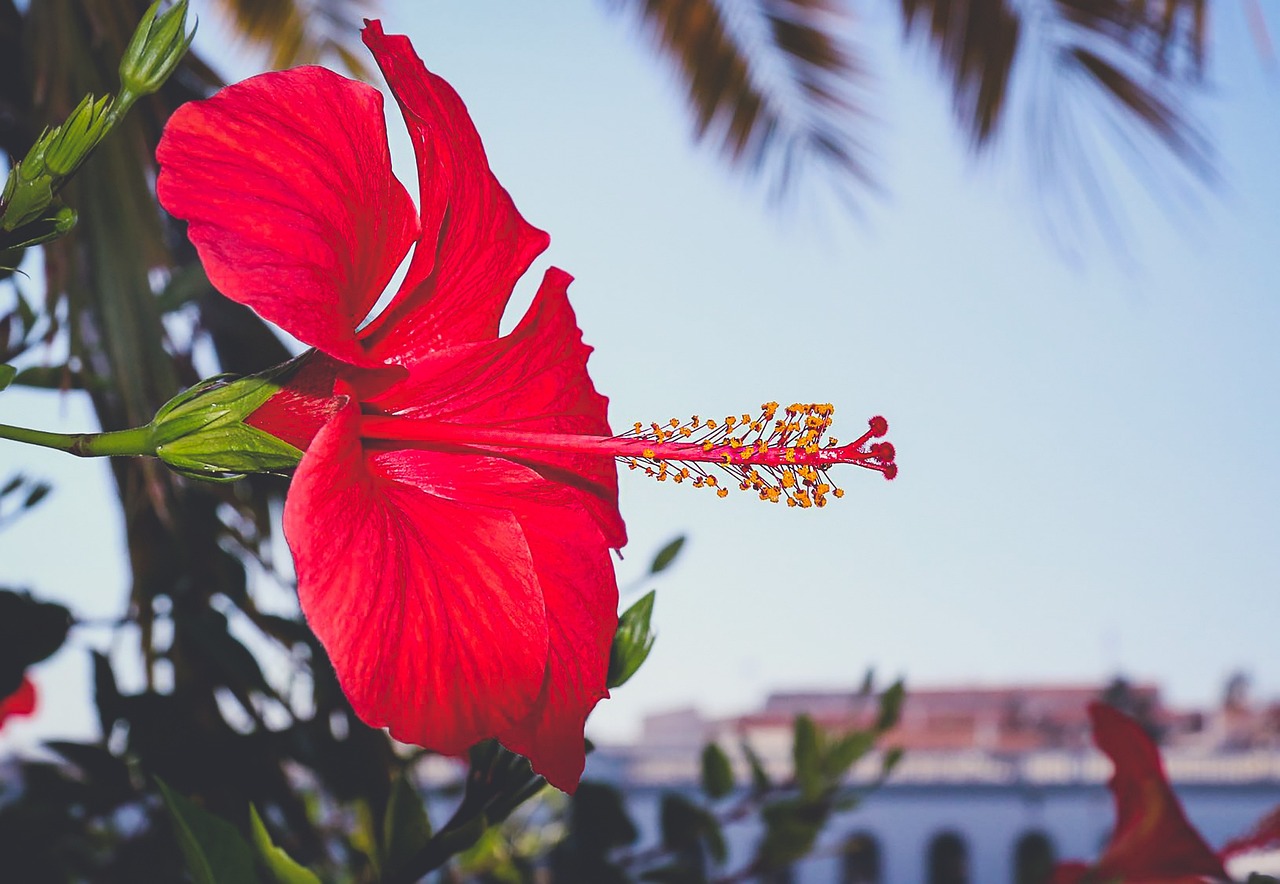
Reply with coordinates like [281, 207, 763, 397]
[0, 677, 37, 730]
[1052, 702, 1280, 883]
[157, 21, 895, 791]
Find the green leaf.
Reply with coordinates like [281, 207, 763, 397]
[382, 772, 432, 876]
[876, 680, 906, 731]
[607, 590, 656, 688]
[14, 286, 36, 331]
[742, 741, 772, 794]
[792, 715, 823, 800]
[0, 365, 14, 391]
[649, 535, 686, 574]
[571, 782, 638, 853]
[823, 730, 876, 780]
[22, 482, 50, 509]
[758, 797, 823, 867]
[881, 746, 905, 776]
[156, 778, 261, 884]
[659, 793, 725, 865]
[699, 743, 734, 800]
[249, 805, 320, 884]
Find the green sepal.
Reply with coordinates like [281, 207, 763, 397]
[607, 590, 656, 689]
[249, 805, 320, 884]
[0, 365, 15, 392]
[150, 366, 304, 480]
[158, 423, 303, 480]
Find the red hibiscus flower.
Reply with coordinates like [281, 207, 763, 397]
[1052, 702, 1280, 883]
[0, 677, 37, 730]
[156, 21, 895, 791]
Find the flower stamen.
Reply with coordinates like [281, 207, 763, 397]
[362, 403, 895, 505]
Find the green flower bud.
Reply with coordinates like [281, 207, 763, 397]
[150, 369, 302, 481]
[1, 138, 54, 231]
[43, 94, 114, 178]
[119, 0, 195, 102]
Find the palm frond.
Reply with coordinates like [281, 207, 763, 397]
[895, 0, 1213, 250]
[212, 0, 376, 78]
[607, 0, 874, 200]
[898, 0, 1022, 145]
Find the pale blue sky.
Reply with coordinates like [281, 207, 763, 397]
[1, 0, 1277, 748]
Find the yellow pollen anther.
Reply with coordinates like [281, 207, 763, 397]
[642, 448, 656, 459]
[717, 487, 729, 498]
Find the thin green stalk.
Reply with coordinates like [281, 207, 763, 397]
[0, 422, 154, 457]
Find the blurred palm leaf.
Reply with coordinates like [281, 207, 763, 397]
[210, 0, 377, 77]
[607, 0, 874, 199]
[610, 0, 1216, 226]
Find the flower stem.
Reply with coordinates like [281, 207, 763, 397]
[0, 422, 155, 458]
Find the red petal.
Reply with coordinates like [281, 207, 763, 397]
[157, 66, 417, 367]
[357, 21, 550, 357]
[370, 267, 626, 548]
[284, 396, 550, 754]
[370, 451, 617, 791]
[244, 352, 347, 451]
[1088, 702, 1227, 880]
[0, 677, 37, 728]
[1046, 862, 1089, 884]
[1221, 805, 1280, 861]
[496, 499, 617, 792]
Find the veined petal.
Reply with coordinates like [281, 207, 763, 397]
[285, 396, 550, 754]
[1089, 703, 1226, 881]
[157, 66, 418, 366]
[369, 267, 626, 548]
[0, 677, 36, 728]
[372, 453, 618, 791]
[358, 20, 550, 356]
[497, 502, 616, 792]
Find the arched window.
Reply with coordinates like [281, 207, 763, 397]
[842, 831, 882, 883]
[1013, 831, 1056, 884]
[927, 831, 970, 884]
